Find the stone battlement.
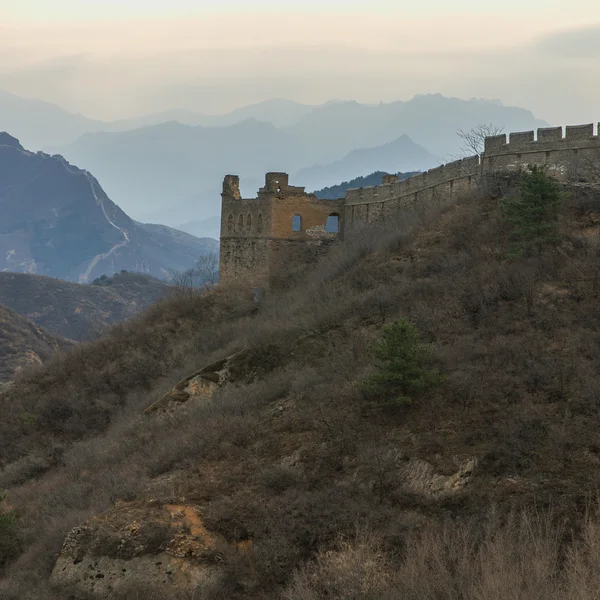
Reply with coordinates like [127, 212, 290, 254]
[219, 124, 600, 287]
[485, 124, 600, 154]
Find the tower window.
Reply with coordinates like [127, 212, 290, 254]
[257, 214, 263, 233]
[227, 214, 234, 233]
[326, 214, 340, 233]
[238, 214, 244, 230]
[292, 214, 302, 232]
[247, 214, 252, 229]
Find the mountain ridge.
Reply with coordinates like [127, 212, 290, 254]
[0, 133, 218, 281]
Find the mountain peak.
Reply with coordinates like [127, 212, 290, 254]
[0, 132, 23, 150]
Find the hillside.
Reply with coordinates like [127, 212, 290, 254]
[0, 133, 218, 282]
[3, 176, 600, 598]
[0, 271, 171, 341]
[296, 135, 437, 191]
[0, 304, 70, 382]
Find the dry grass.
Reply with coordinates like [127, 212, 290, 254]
[283, 510, 600, 600]
[3, 186, 600, 598]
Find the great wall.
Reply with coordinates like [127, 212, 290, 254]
[219, 124, 600, 288]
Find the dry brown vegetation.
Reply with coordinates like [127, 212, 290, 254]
[0, 270, 170, 341]
[3, 183, 600, 598]
[0, 304, 70, 382]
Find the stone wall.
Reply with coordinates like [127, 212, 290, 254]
[344, 156, 480, 231]
[219, 173, 344, 288]
[482, 124, 600, 179]
[219, 124, 600, 287]
[343, 123, 600, 231]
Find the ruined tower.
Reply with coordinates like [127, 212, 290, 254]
[219, 172, 344, 288]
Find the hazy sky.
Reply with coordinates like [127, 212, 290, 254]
[1, 1, 599, 123]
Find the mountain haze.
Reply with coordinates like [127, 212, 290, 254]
[0, 133, 217, 281]
[49, 119, 305, 221]
[0, 89, 103, 151]
[44, 93, 548, 225]
[287, 94, 549, 161]
[297, 135, 437, 191]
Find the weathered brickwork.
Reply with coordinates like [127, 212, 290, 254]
[219, 124, 600, 287]
[219, 173, 344, 287]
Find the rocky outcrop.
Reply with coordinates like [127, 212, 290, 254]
[51, 501, 229, 598]
[145, 347, 280, 414]
[401, 457, 478, 498]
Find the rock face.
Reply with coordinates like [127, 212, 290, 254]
[401, 457, 478, 498]
[145, 348, 277, 414]
[0, 133, 218, 282]
[51, 501, 227, 598]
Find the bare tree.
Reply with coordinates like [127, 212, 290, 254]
[457, 123, 505, 157]
[168, 252, 219, 298]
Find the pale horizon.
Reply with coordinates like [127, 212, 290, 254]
[1, 1, 599, 124]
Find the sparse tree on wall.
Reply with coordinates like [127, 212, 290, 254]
[457, 123, 505, 158]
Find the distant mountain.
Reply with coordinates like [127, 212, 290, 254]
[287, 94, 549, 163]
[297, 136, 437, 191]
[0, 89, 104, 151]
[0, 271, 171, 341]
[313, 171, 421, 200]
[49, 120, 306, 222]
[26, 92, 549, 226]
[107, 99, 314, 131]
[0, 90, 316, 151]
[0, 133, 218, 282]
[0, 303, 70, 381]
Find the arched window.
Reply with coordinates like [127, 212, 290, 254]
[227, 214, 234, 233]
[238, 214, 244, 230]
[247, 213, 252, 230]
[292, 214, 302, 232]
[326, 213, 340, 233]
[257, 214, 263, 233]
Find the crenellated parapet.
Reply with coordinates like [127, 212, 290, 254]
[482, 123, 600, 178]
[219, 124, 600, 287]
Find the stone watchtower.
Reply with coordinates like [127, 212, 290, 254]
[219, 172, 344, 288]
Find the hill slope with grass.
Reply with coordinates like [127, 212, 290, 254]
[3, 170, 600, 598]
[0, 271, 171, 341]
[0, 304, 70, 382]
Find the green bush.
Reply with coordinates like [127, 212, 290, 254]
[360, 319, 444, 405]
[500, 165, 564, 258]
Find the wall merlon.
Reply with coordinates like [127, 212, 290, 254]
[484, 134, 508, 153]
[537, 127, 562, 143]
[565, 124, 594, 140]
[509, 131, 535, 146]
